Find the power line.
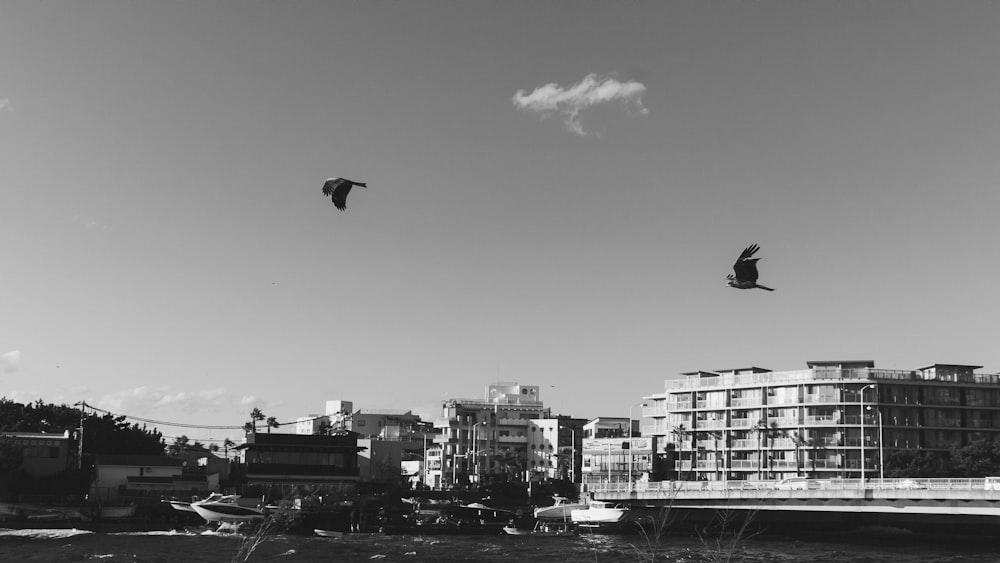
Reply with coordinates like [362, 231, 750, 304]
[81, 402, 245, 430]
[78, 401, 332, 432]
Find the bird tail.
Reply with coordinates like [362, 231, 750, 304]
[756, 284, 775, 292]
[357, 182, 368, 188]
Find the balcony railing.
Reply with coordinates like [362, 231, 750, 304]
[696, 420, 726, 430]
[496, 435, 528, 443]
[804, 415, 839, 425]
[643, 405, 668, 417]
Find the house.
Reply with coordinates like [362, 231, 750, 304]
[0, 430, 73, 478]
[91, 454, 195, 502]
[235, 432, 363, 485]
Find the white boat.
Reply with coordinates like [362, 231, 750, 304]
[190, 494, 266, 523]
[570, 501, 631, 529]
[504, 520, 578, 537]
[165, 499, 197, 513]
[314, 528, 345, 538]
[533, 496, 589, 520]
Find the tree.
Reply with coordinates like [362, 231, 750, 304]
[670, 424, 689, 480]
[950, 438, 1000, 477]
[168, 435, 190, 456]
[266, 417, 279, 434]
[249, 408, 266, 434]
[223, 438, 236, 459]
[884, 449, 943, 478]
[491, 449, 523, 482]
[790, 431, 808, 477]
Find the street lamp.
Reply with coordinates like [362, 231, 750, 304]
[859, 383, 877, 481]
[629, 403, 645, 490]
[866, 404, 885, 481]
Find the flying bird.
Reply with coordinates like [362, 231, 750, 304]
[322, 177, 367, 211]
[727, 244, 775, 291]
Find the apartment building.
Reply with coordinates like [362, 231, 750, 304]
[428, 382, 551, 489]
[642, 361, 1000, 481]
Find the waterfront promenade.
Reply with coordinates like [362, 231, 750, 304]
[589, 477, 1000, 517]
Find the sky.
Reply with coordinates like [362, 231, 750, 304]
[3, 1, 1000, 447]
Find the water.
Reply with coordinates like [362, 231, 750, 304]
[2, 527, 999, 563]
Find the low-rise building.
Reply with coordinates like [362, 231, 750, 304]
[0, 430, 73, 478]
[235, 432, 363, 486]
[91, 454, 199, 501]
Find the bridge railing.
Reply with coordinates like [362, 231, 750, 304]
[587, 477, 993, 495]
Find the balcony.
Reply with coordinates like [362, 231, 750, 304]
[804, 394, 839, 404]
[643, 405, 668, 417]
[497, 435, 528, 444]
[804, 415, 839, 425]
[433, 418, 457, 428]
[696, 420, 726, 430]
[496, 418, 530, 426]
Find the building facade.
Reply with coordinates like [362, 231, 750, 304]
[235, 432, 363, 485]
[642, 361, 1000, 481]
[428, 382, 551, 488]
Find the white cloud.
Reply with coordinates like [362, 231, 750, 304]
[0, 99, 11, 113]
[513, 73, 649, 135]
[1, 350, 20, 374]
[97, 386, 245, 416]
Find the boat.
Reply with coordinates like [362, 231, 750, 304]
[504, 520, 578, 537]
[314, 528, 345, 538]
[570, 501, 631, 529]
[406, 501, 517, 535]
[189, 494, 266, 523]
[165, 498, 197, 513]
[533, 496, 589, 520]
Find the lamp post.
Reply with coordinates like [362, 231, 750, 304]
[867, 404, 885, 481]
[570, 428, 576, 483]
[629, 403, 645, 490]
[859, 383, 877, 481]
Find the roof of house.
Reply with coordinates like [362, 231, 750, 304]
[95, 454, 184, 467]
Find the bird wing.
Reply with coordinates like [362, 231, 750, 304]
[732, 244, 761, 283]
[322, 178, 344, 197]
[322, 178, 352, 211]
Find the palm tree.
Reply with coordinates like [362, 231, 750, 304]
[249, 408, 265, 434]
[707, 430, 724, 480]
[670, 424, 689, 480]
[808, 437, 821, 478]
[754, 420, 767, 479]
[243, 422, 254, 435]
[266, 416, 279, 434]
[791, 431, 808, 477]
[223, 438, 236, 459]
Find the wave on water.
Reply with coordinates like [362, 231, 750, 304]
[110, 529, 200, 537]
[0, 528, 95, 539]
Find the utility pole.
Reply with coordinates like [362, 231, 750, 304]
[74, 401, 86, 470]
